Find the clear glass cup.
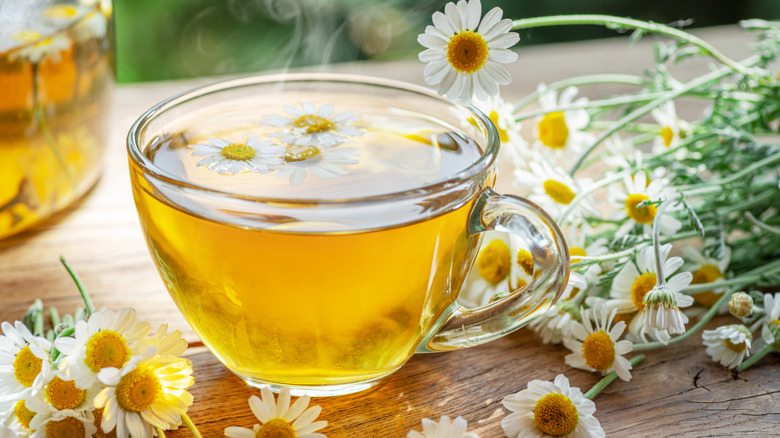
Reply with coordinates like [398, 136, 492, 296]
[0, 0, 114, 239]
[128, 73, 569, 396]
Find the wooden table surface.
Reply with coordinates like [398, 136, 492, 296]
[2, 26, 779, 437]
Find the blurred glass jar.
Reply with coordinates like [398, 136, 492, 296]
[0, 0, 113, 239]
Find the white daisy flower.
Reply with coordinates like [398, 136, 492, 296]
[564, 224, 607, 285]
[262, 102, 364, 148]
[5, 400, 35, 435]
[8, 30, 71, 64]
[29, 409, 96, 438]
[408, 415, 478, 438]
[607, 244, 693, 343]
[224, 387, 327, 438]
[54, 308, 152, 388]
[609, 171, 681, 238]
[531, 84, 595, 163]
[459, 232, 533, 307]
[703, 324, 752, 369]
[93, 348, 194, 438]
[473, 95, 527, 168]
[529, 301, 577, 345]
[514, 161, 598, 221]
[73, 9, 109, 42]
[26, 369, 99, 431]
[275, 145, 359, 185]
[651, 101, 684, 155]
[643, 276, 695, 335]
[190, 136, 285, 175]
[683, 246, 732, 308]
[417, 0, 519, 104]
[760, 293, 780, 346]
[502, 374, 604, 438]
[564, 307, 634, 381]
[0, 321, 52, 403]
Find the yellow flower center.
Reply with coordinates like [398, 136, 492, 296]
[631, 272, 657, 311]
[581, 330, 615, 371]
[14, 346, 43, 387]
[537, 112, 569, 149]
[285, 145, 321, 162]
[660, 125, 674, 147]
[11, 29, 43, 44]
[221, 144, 256, 161]
[477, 239, 511, 285]
[46, 416, 86, 438]
[569, 247, 587, 265]
[446, 31, 489, 74]
[533, 393, 579, 436]
[517, 248, 534, 276]
[84, 330, 131, 373]
[45, 5, 79, 19]
[14, 400, 36, 431]
[293, 114, 335, 134]
[46, 376, 86, 410]
[724, 338, 747, 353]
[93, 408, 117, 438]
[256, 418, 297, 438]
[543, 179, 576, 205]
[116, 366, 161, 412]
[489, 111, 510, 143]
[613, 311, 636, 326]
[691, 264, 724, 306]
[625, 194, 656, 224]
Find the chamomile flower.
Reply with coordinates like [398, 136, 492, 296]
[417, 0, 519, 104]
[460, 232, 533, 307]
[0, 424, 21, 438]
[502, 374, 604, 438]
[643, 277, 694, 335]
[408, 415, 479, 438]
[262, 102, 363, 148]
[565, 224, 607, 285]
[8, 30, 71, 64]
[26, 370, 98, 430]
[473, 95, 527, 167]
[607, 244, 693, 343]
[514, 161, 597, 221]
[0, 321, 51, 403]
[651, 101, 683, 155]
[9, 400, 36, 434]
[54, 308, 152, 388]
[531, 84, 594, 163]
[683, 246, 732, 308]
[760, 293, 780, 346]
[609, 172, 680, 238]
[224, 387, 327, 438]
[29, 409, 96, 438]
[728, 292, 754, 318]
[564, 307, 634, 381]
[93, 348, 194, 438]
[275, 145, 359, 185]
[703, 324, 752, 369]
[189, 136, 285, 175]
[529, 301, 578, 345]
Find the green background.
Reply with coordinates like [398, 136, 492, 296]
[113, 0, 780, 83]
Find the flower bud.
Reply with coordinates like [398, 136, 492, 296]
[728, 292, 753, 318]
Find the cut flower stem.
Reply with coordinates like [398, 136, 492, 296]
[585, 355, 646, 399]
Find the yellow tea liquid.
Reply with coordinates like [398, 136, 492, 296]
[131, 99, 489, 387]
[0, 2, 113, 238]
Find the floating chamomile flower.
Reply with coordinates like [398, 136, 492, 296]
[0, 321, 52, 403]
[609, 171, 680, 238]
[54, 308, 152, 388]
[93, 348, 194, 438]
[8, 29, 72, 64]
[417, 0, 519, 104]
[531, 85, 594, 163]
[651, 101, 684, 155]
[514, 161, 597, 221]
[502, 374, 604, 438]
[408, 415, 479, 438]
[703, 324, 752, 369]
[564, 307, 634, 381]
[224, 387, 327, 438]
[29, 409, 97, 438]
[262, 102, 363, 148]
[607, 244, 693, 343]
[190, 136, 285, 175]
[683, 246, 732, 308]
[275, 145, 359, 186]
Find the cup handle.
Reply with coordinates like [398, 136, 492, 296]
[417, 187, 570, 352]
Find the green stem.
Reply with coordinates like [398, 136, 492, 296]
[633, 288, 737, 351]
[683, 261, 780, 294]
[59, 256, 95, 317]
[584, 354, 646, 399]
[181, 414, 202, 438]
[49, 307, 61, 330]
[155, 428, 166, 438]
[511, 15, 749, 73]
[677, 151, 780, 192]
[557, 172, 626, 225]
[32, 63, 75, 188]
[513, 73, 647, 110]
[737, 343, 774, 371]
[515, 92, 673, 122]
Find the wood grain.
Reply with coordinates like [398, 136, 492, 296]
[1, 26, 778, 437]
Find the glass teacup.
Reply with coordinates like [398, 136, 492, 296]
[128, 73, 569, 396]
[0, 0, 114, 239]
